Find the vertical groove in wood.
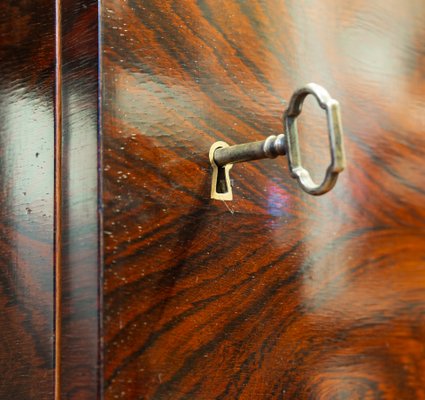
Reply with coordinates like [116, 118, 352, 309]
[54, 0, 63, 398]
[98, 0, 105, 395]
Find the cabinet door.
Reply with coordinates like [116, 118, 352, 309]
[102, 1, 425, 398]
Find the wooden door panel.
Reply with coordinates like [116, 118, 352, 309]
[0, 1, 56, 398]
[102, 0, 425, 398]
[0, 2, 102, 398]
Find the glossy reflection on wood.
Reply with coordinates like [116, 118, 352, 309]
[59, 0, 101, 398]
[0, 0, 55, 398]
[102, 0, 425, 399]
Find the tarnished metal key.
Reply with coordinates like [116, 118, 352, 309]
[209, 83, 346, 200]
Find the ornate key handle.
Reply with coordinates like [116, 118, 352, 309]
[209, 83, 346, 200]
[284, 83, 346, 195]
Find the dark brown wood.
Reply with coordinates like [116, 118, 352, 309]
[2, 0, 425, 399]
[0, 1, 102, 398]
[102, 0, 425, 399]
[59, 0, 101, 398]
[0, 0, 56, 398]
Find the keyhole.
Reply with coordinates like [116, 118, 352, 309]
[216, 165, 229, 194]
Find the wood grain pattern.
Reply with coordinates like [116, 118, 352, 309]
[0, 0, 55, 398]
[102, 0, 425, 398]
[59, 0, 102, 398]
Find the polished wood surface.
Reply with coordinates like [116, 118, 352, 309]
[4, 0, 424, 399]
[0, 0, 55, 398]
[0, 1, 102, 398]
[102, 0, 425, 398]
[58, 0, 101, 398]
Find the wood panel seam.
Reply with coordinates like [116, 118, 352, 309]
[54, 0, 62, 398]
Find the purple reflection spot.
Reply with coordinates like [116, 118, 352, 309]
[267, 183, 290, 217]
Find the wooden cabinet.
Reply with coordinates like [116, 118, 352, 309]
[1, 1, 424, 399]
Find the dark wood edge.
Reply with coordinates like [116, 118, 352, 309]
[54, 1, 63, 398]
